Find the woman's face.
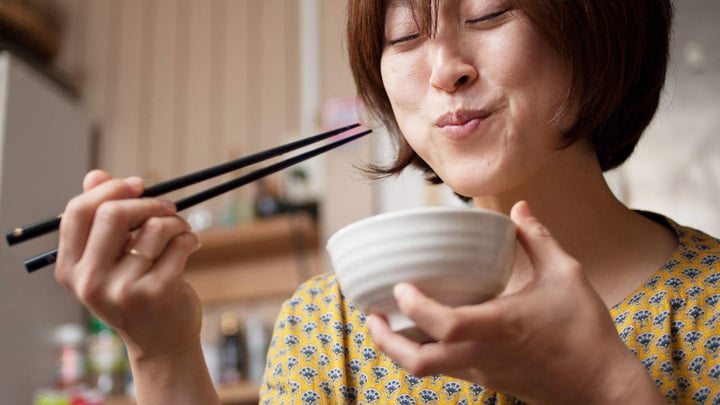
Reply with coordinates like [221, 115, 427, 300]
[380, 0, 574, 198]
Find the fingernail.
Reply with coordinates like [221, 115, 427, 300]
[516, 201, 532, 219]
[393, 283, 412, 300]
[160, 200, 177, 212]
[125, 176, 144, 192]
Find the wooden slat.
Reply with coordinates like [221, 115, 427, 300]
[109, 0, 144, 176]
[145, 0, 179, 187]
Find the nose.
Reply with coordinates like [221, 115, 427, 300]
[428, 37, 478, 92]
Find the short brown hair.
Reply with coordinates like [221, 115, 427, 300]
[347, 0, 674, 185]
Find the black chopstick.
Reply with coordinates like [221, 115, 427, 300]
[22, 128, 371, 272]
[6, 122, 361, 246]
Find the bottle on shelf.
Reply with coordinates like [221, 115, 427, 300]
[85, 316, 126, 397]
[219, 312, 247, 385]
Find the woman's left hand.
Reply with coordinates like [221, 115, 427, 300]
[366, 201, 663, 405]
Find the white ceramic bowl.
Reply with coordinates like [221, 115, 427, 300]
[327, 206, 516, 342]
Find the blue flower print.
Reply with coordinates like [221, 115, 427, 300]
[672, 349, 687, 364]
[299, 367, 319, 383]
[284, 334, 301, 347]
[705, 294, 720, 309]
[300, 390, 320, 405]
[692, 386, 712, 403]
[397, 394, 417, 405]
[614, 310, 631, 324]
[704, 272, 720, 287]
[671, 320, 686, 338]
[289, 381, 301, 394]
[318, 353, 331, 368]
[299, 344, 317, 359]
[304, 303, 321, 314]
[685, 285, 705, 298]
[405, 375, 423, 391]
[684, 331, 704, 349]
[353, 332, 366, 348]
[328, 367, 343, 381]
[648, 291, 668, 306]
[677, 376, 691, 392]
[653, 310, 670, 328]
[319, 313, 333, 326]
[636, 332, 655, 352]
[418, 388, 440, 404]
[704, 336, 720, 358]
[442, 382, 462, 399]
[286, 315, 303, 327]
[659, 360, 674, 379]
[362, 347, 378, 362]
[469, 383, 485, 399]
[686, 305, 706, 324]
[287, 356, 299, 371]
[317, 333, 332, 347]
[318, 381, 333, 398]
[349, 359, 362, 376]
[709, 364, 720, 383]
[656, 334, 672, 352]
[339, 385, 359, 402]
[641, 354, 658, 371]
[688, 356, 707, 380]
[664, 277, 684, 292]
[384, 379, 402, 397]
[700, 254, 719, 267]
[302, 321, 318, 336]
[364, 388, 381, 403]
[628, 292, 647, 306]
[371, 366, 389, 383]
[633, 310, 653, 328]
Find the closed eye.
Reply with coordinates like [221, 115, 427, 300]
[386, 33, 420, 46]
[466, 9, 510, 25]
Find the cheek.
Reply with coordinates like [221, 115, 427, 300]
[381, 56, 426, 113]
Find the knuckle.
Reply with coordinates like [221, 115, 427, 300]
[142, 216, 169, 236]
[65, 196, 93, 219]
[438, 316, 464, 341]
[404, 357, 434, 377]
[95, 201, 128, 227]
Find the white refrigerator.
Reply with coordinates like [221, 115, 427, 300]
[0, 52, 89, 404]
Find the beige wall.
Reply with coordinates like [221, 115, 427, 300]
[47, 0, 375, 243]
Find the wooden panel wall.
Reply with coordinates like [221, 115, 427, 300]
[48, 0, 304, 200]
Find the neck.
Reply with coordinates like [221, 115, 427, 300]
[471, 142, 677, 305]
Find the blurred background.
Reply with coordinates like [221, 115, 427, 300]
[0, 1, 718, 404]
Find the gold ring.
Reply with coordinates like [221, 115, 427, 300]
[126, 247, 154, 262]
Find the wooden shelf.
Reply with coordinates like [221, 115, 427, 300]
[105, 381, 261, 405]
[184, 213, 321, 304]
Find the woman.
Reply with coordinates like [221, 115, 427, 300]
[261, 0, 718, 403]
[54, 0, 718, 404]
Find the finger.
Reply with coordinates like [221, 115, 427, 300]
[393, 283, 507, 343]
[57, 177, 146, 270]
[141, 231, 201, 287]
[367, 313, 483, 377]
[118, 215, 192, 279]
[82, 198, 177, 266]
[510, 201, 579, 277]
[83, 170, 112, 192]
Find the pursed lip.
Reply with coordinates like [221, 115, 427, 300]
[434, 109, 491, 128]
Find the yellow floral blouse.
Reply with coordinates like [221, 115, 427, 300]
[260, 217, 720, 404]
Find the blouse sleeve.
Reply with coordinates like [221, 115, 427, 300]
[258, 274, 349, 405]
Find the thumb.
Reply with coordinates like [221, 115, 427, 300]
[510, 201, 578, 275]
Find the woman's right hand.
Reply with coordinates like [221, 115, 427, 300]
[54, 170, 203, 360]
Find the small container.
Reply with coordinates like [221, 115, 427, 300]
[219, 312, 247, 384]
[52, 324, 86, 389]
